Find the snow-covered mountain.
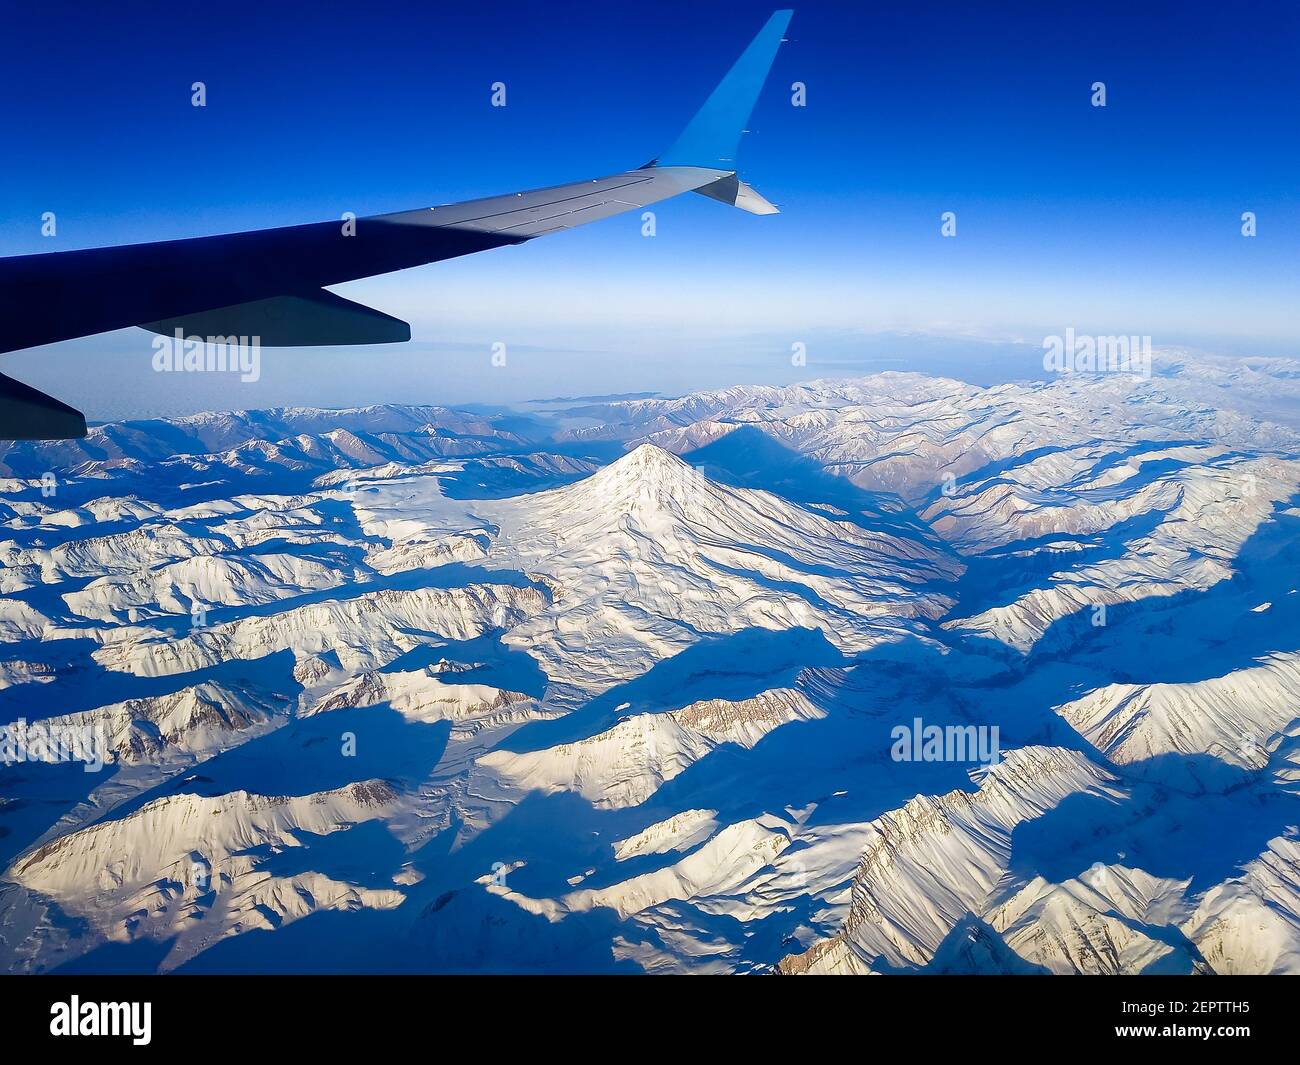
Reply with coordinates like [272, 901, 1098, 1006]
[3, 357, 1300, 974]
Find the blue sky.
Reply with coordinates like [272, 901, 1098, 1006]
[3, 0, 1298, 420]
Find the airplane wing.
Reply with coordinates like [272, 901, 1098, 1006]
[0, 9, 792, 440]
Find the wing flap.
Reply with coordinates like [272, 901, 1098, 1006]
[0, 372, 86, 440]
[139, 290, 411, 347]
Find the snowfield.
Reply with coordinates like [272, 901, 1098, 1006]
[3, 358, 1300, 974]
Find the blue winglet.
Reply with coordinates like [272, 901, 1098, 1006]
[654, 10, 793, 169]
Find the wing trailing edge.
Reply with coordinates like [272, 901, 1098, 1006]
[141, 290, 411, 347]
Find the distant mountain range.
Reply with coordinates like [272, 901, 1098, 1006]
[3, 357, 1300, 974]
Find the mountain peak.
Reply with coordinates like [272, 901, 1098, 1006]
[617, 443, 692, 474]
[573, 443, 707, 508]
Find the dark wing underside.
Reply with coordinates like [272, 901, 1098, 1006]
[0, 167, 728, 438]
[0, 167, 727, 358]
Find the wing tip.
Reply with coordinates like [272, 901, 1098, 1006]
[655, 9, 793, 170]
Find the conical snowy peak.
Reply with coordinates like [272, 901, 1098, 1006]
[609, 442, 695, 477]
[553, 443, 712, 516]
[469, 440, 960, 692]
